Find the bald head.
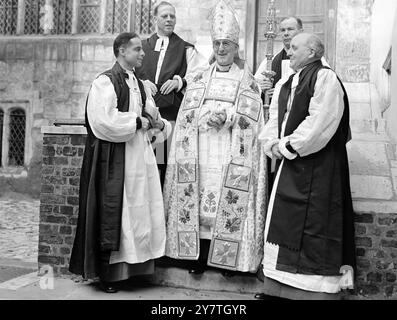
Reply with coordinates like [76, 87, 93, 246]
[288, 33, 324, 70]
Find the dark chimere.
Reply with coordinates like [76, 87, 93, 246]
[8, 108, 25, 167]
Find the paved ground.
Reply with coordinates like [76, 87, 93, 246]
[0, 195, 40, 287]
[0, 198, 39, 263]
[0, 195, 256, 300]
[0, 274, 256, 300]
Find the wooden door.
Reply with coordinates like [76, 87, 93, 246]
[254, 0, 337, 71]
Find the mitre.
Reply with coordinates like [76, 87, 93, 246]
[209, 0, 240, 45]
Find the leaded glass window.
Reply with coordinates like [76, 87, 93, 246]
[135, 0, 157, 35]
[8, 108, 25, 167]
[0, 0, 18, 35]
[0, 0, 158, 36]
[24, 0, 43, 35]
[24, 0, 73, 35]
[80, 0, 101, 33]
[106, 0, 130, 34]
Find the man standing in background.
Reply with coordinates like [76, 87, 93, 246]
[135, 1, 208, 185]
[254, 16, 304, 93]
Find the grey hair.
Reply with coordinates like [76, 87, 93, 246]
[306, 34, 324, 58]
[280, 16, 303, 30]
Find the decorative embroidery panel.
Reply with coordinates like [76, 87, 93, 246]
[176, 183, 198, 228]
[177, 159, 197, 184]
[237, 93, 261, 122]
[208, 238, 240, 270]
[178, 231, 199, 258]
[224, 163, 252, 192]
[183, 87, 205, 111]
[206, 89, 259, 270]
[205, 78, 240, 103]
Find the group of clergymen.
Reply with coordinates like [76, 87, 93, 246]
[68, 1, 356, 300]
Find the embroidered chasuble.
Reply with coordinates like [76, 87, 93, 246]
[163, 62, 268, 272]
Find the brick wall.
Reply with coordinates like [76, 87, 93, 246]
[355, 211, 397, 298]
[39, 126, 86, 275]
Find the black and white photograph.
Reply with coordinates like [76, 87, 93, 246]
[0, 0, 396, 309]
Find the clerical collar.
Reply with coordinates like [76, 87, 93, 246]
[157, 33, 169, 39]
[296, 59, 322, 74]
[215, 63, 233, 72]
[122, 68, 136, 79]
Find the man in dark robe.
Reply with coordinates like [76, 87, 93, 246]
[255, 16, 304, 94]
[135, 1, 208, 186]
[69, 32, 172, 293]
[256, 33, 356, 300]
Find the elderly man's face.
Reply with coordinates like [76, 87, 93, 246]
[288, 34, 314, 70]
[213, 39, 238, 66]
[155, 5, 176, 36]
[280, 18, 302, 50]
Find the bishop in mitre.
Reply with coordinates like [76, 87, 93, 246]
[162, 0, 267, 275]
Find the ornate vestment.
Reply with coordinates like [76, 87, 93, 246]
[163, 62, 267, 272]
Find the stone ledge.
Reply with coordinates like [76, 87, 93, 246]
[152, 266, 263, 294]
[351, 175, 394, 200]
[0, 168, 28, 179]
[41, 126, 87, 135]
[353, 200, 397, 214]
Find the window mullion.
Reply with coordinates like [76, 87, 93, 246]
[128, 0, 136, 33]
[72, 0, 80, 34]
[16, 0, 25, 35]
[3, 111, 10, 169]
[99, 0, 107, 34]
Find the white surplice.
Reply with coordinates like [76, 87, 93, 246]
[87, 69, 172, 265]
[259, 67, 353, 293]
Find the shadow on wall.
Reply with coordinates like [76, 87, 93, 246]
[0, 142, 42, 199]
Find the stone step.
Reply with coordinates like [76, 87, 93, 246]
[353, 200, 397, 214]
[152, 266, 264, 294]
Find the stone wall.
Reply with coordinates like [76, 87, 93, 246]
[384, 7, 397, 143]
[0, 36, 115, 196]
[369, 1, 396, 116]
[336, 0, 373, 83]
[39, 126, 86, 275]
